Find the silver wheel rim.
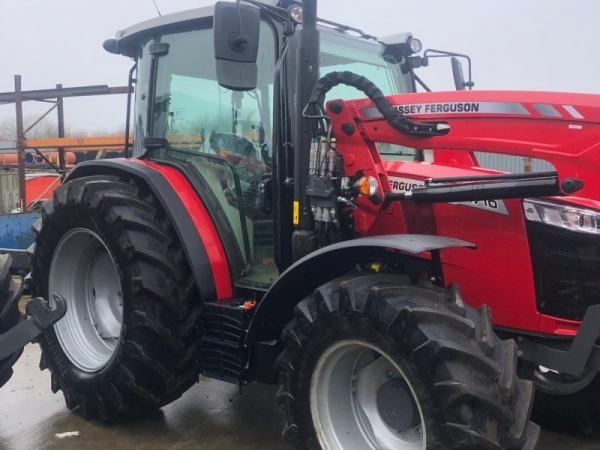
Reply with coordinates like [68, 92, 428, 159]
[310, 340, 425, 450]
[49, 228, 123, 372]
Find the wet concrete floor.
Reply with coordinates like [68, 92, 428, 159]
[1, 344, 600, 450]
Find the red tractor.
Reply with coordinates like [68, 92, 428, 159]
[28, 0, 600, 448]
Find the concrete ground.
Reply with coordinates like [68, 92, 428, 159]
[2, 344, 600, 450]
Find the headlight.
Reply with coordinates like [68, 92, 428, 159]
[523, 199, 600, 235]
[288, 5, 303, 24]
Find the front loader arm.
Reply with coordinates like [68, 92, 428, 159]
[333, 90, 600, 200]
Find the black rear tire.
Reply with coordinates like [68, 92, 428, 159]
[30, 175, 201, 419]
[0, 253, 25, 388]
[277, 273, 535, 449]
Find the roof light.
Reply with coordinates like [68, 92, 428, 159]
[409, 38, 422, 54]
[289, 5, 303, 24]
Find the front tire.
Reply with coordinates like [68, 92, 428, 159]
[277, 274, 534, 449]
[31, 175, 201, 419]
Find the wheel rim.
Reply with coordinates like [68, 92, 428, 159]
[49, 228, 123, 372]
[310, 340, 425, 450]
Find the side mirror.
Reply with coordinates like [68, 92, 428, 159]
[214, 1, 261, 91]
[451, 57, 466, 91]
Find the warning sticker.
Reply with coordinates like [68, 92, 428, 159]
[293, 201, 300, 225]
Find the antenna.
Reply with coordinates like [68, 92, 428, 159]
[151, 0, 162, 17]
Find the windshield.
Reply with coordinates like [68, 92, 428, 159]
[320, 29, 407, 99]
[320, 30, 417, 161]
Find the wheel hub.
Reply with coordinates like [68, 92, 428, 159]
[377, 378, 420, 433]
[49, 228, 123, 372]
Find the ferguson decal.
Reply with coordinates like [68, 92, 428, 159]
[388, 175, 509, 215]
[362, 101, 531, 118]
[388, 176, 425, 193]
[395, 103, 479, 115]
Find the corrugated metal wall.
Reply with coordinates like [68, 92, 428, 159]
[475, 153, 555, 173]
[0, 170, 19, 214]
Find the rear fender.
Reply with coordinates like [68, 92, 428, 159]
[64, 158, 231, 302]
[245, 234, 475, 344]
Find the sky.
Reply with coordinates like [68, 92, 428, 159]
[1, 0, 599, 134]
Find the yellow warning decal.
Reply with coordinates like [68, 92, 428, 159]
[293, 201, 300, 225]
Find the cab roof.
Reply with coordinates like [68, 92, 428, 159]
[113, 1, 281, 45]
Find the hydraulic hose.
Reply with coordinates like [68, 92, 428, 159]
[306, 71, 449, 137]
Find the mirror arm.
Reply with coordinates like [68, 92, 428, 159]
[423, 49, 474, 90]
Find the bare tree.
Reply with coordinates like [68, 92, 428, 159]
[0, 115, 125, 142]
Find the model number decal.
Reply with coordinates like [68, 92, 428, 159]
[388, 176, 509, 215]
[451, 199, 510, 215]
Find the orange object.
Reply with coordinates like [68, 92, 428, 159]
[24, 136, 129, 149]
[25, 173, 61, 206]
[0, 152, 76, 166]
[244, 300, 257, 310]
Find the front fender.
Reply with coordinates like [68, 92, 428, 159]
[245, 234, 475, 343]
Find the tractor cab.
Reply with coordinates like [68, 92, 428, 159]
[104, 1, 422, 291]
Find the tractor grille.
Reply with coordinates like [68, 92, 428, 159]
[527, 221, 600, 321]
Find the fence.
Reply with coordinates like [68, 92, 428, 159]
[0, 170, 19, 215]
[475, 153, 555, 173]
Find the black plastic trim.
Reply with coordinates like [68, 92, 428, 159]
[65, 159, 218, 301]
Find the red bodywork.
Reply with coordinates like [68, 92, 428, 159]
[328, 90, 600, 336]
[25, 174, 61, 207]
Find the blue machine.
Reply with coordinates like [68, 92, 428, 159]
[0, 211, 39, 272]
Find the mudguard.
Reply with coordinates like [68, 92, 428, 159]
[64, 158, 222, 301]
[245, 234, 475, 343]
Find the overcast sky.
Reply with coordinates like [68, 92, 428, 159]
[1, 0, 598, 134]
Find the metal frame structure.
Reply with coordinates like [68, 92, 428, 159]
[0, 76, 131, 209]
